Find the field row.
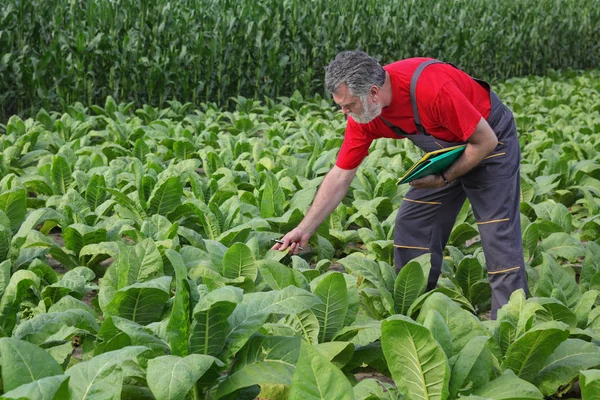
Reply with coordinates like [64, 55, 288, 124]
[0, 71, 599, 398]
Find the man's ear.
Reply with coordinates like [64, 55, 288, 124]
[370, 85, 379, 101]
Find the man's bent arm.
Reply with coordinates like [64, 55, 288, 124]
[443, 117, 498, 182]
[273, 165, 358, 253]
[409, 117, 498, 189]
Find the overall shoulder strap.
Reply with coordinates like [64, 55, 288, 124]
[379, 115, 409, 136]
[410, 59, 444, 135]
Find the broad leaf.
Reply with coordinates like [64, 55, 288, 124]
[165, 249, 192, 357]
[393, 259, 426, 315]
[147, 354, 222, 400]
[580, 369, 600, 400]
[65, 346, 149, 400]
[12, 309, 99, 345]
[534, 338, 600, 396]
[501, 321, 570, 382]
[52, 155, 72, 195]
[147, 176, 183, 216]
[455, 257, 484, 301]
[0, 375, 69, 400]
[0, 188, 26, 232]
[103, 276, 171, 325]
[95, 316, 169, 357]
[222, 242, 257, 281]
[310, 272, 348, 342]
[416, 293, 489, 355]
[539, 232, 585, 262]
[0, 338, 64, 392]
[382, 316, 450, 400]
[85, 174, 107, 211]
[471, 370, 543, 399]
[288, 340, 354, 400]
[449, 336, 492, 398]
[189, 286, 242, 356]
[217, 336, 301, 398]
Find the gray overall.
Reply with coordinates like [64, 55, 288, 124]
[383, 60, 529, 319]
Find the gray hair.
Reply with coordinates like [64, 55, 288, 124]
[325, 51, 386, 96]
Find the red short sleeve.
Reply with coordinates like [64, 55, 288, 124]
[432, 82, 483, 141]
[335, 119, 373, 170]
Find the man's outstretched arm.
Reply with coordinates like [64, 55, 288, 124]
[272, 165, 358, 254]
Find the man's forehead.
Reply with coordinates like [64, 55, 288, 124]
[332, 84, 355, 104]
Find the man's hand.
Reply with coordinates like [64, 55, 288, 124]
[271, 165, 358, 255]
[409, 174, 447, 189]
[271, 227, 311, 255]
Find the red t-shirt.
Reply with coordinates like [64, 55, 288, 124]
[335, 58, 491, 170]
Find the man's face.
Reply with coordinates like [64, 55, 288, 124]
[332, 84, 382, 124]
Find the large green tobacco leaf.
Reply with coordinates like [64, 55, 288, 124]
[221, 287, 321, 361]
[147, 354, 223, 400]
[534, 254, 581, 308]
[381, 316, 450, 400]
[258, 259, 308, 290]
[581, 242, 600, 292]
[0, 269, 40, 334]
[580, 369, 600, 400]
[533, 338, 600, 396]
[103, 276, 171, 325]
[189, 286, 242, 356]
[259, 172, 285, 218]
[217, 336, 302, 399]
[52, 155, 72, 195]
[63, 224, 107, 255]
[85, 174, 107, 211]
[222, 242, 257, 281]
[0, 259, 11, 299]
[471, 370, 543, 399]
[416, 293, 489, 355]
[148, 176, 183, 216]
[338, 254, 394, 315]
[0, 188, 26, 232]
[532, 297, 577, 327]
[310, 272, 348, 342]
[105, 187, 146, 221]
[449, 336, 493, 398]
[288, 340, 354, 400]
[455, 257, 484, 301]
[12, 309, 99, 345]
[423, 310, 453, 359]
[393, 259, 426, 315]
[272, 311, 320, 345]
[574, 290, 599, 328]
[501, 321, 570, 382]
[313, 341, 354, 369]
[352, 378, 398, 400]
[11, 208, 65, 248]
[165, 249, 192, 357]
[42, 267, 96, 303]
[65, 346, 149, 400]
[0, 338, 64, 392]
[0, 375, 69, 400]
[539, 232, 585, 262]
[0, 223, 10, 263]
[98, 239, 164, 312]
[95, 316, 169, 357]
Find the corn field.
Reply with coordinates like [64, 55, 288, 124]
[1, 0, 599, 120]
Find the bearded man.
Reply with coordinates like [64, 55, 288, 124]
[273, 51, 528, 318]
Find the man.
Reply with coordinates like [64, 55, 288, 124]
[272, 51, 528, 318]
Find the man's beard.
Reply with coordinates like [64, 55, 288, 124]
[349, 95, 382, 124]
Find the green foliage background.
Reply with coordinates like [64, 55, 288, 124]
[1, 0, 599, 120]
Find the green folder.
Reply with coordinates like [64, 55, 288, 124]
[397, 145, 466, 184]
